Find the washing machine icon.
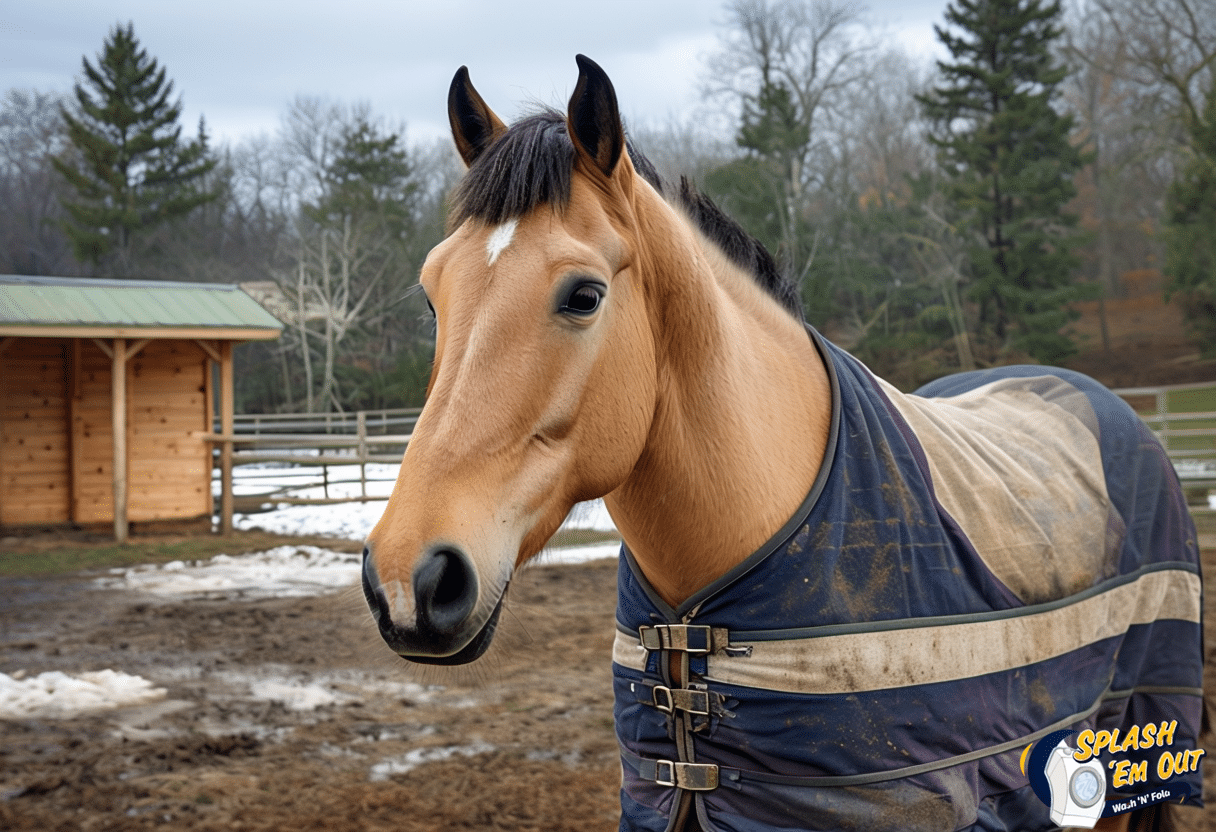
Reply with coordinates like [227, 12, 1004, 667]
[1043, 738, 1106, 827]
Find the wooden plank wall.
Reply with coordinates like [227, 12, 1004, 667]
[3, 337, 211, 528]
[126, 340, 210, 521]
[0, 338, 71, 525]
[73, 339, 211, 523]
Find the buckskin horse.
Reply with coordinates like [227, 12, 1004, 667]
[361, 56, 1204, 831]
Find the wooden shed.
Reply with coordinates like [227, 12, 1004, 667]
[0, 275, 282, 541]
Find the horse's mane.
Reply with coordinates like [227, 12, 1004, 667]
[450, 109, 804, 320]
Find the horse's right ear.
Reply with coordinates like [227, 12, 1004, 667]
[448, 66, 507, 167]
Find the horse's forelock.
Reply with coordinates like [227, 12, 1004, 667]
[450, 111, 574, 229]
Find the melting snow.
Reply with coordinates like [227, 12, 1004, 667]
[0, 669, 167, 719]
[249, 679, 349, 711]
[369, 742, 496, 781]
[20, 495, 619, 721]
[93, 545, 362, 599]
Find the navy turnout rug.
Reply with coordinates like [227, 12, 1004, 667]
[611, 328, 1204, 832]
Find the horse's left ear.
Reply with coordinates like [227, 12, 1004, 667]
[567, 55, 624, 178]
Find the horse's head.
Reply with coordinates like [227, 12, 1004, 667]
[362, 56, 658, 664]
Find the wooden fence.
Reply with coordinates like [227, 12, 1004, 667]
[1115, 381, 1216, 495]
[208, 383, 1216, 532]
[204, 408, 419, 524]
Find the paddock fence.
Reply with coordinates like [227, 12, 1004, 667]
[207, 408, 420, 515]
[1115, 381, 1216, 501]
[207, 381, 1216, 529]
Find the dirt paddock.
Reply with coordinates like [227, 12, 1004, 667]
[1, 534, 1213, 832]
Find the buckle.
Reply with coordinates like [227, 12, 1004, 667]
[653, 759, 719, 791]
[650, 685, 711, 715]
[655, 759, 677, 787]
[638, 624, 721, 654]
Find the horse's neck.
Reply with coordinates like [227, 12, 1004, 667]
[605, 210, 831, 608]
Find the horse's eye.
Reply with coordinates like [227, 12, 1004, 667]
[561, 284, 603, 316]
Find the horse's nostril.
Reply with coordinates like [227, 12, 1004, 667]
[413, 546, 478, 635]
[361, 545, 390, 625]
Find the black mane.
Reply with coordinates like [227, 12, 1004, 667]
[450, 109, 803, 320]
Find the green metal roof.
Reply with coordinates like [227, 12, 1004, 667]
[0, 275, 283, 338]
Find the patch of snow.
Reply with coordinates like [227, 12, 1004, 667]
[369, 742, 495, 781]
[93, 545, 362, 599]
[560, 499, 616, 532]
[92, 537, 617, 602]
[536, 541, 622, 565]
[232, 500, 388, 541]
[0, 669, 166, 719]
[249, 680, 348, 711]
[230, 495, 616, 543]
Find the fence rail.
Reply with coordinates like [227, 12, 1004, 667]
[203, 409, 420, 512]
[219, 407, 422, 437]
[207, 384, 1216, 526]
[1114, 381, 1216, 493]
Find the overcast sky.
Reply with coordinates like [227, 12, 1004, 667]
[1, 1, 949, 149]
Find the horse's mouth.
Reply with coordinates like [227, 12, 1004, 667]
[396, 592, 505, 666]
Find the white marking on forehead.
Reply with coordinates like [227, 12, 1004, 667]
[486, 219, 518, 266]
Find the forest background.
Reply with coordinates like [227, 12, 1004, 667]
[2, 0, 1213, 412]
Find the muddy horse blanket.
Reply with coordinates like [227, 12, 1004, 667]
[612, 328, 1204, 832]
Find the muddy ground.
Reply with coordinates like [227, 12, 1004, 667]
[1, 538, 1214, 832]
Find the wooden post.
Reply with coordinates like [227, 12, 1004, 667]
[357, 410, 367, 501]
[219, 341, 234, 535]
[68, 339, 82, 524]
[112, 338, 128, 543]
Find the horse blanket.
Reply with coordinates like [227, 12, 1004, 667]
[612, 328, 1204, 832]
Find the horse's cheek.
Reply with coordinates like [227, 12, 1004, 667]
[578, 314, 655, 497]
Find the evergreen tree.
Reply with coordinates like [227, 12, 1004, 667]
[918, 0, 1090, 363]
[1164, 74, 1216, 354]
[290, 115, 423, 411]
[52, 22, 216, 274]
[706, 80, 809, 275]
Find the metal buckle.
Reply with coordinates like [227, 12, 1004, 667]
[653, 759, 719, 791]
[650, 685, 711, 716]
[655, 759, 677, 787]
[638, 624, 716, 655]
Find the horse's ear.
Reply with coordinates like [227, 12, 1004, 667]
[448, 66, 507, 167]
[567, 55, 624, 178]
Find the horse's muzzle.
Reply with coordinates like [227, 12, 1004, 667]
[361, 544, 503, 665]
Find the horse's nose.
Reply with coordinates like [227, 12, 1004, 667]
[412, 546, 478, 635]
[361, 542, 479, 649]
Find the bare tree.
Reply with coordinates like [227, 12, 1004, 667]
[1091, 0, 1216, 148]
[703, 0, 873, 278]
[0, 89, 79, 275]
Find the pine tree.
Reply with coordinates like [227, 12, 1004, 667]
[706, 80, 810, 273]
[917, 0, 1090, 363]
[1164, 75, 1216, 354]
[291, 116, 421, 411]
[52, 22, 216, 274]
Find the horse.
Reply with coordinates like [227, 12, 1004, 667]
[361, 56, 1205, 832]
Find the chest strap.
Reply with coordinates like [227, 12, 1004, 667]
[629, 680, 714, 715]
[638, 624, 750, 656]
[638, 758, 720, 792]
